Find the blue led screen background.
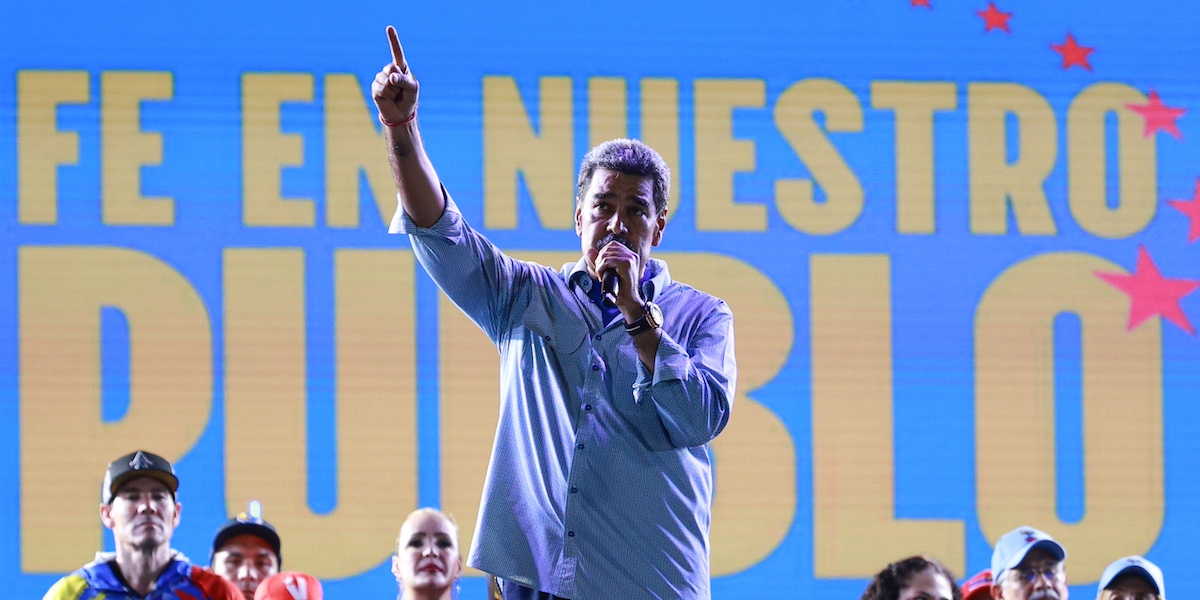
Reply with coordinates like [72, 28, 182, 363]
[3, 1, 1199, 597]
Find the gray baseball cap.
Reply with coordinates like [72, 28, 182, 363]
[100, 450, 179, 504]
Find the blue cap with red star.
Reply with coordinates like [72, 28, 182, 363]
[990, 526, 1067, 583]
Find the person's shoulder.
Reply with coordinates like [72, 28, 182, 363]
[664, 279, 730, 314]
[189, 565, 244, 600]
[46, 556, 119, 598]
[41, 573, 91, 600]
[511, 256, 576, 289]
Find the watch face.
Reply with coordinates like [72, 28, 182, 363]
[646, 302, 663, 328]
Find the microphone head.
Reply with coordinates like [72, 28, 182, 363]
[602, 270, 620, 307]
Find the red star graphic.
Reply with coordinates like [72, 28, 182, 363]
[1051, 33, 1094, 71]
[911, 0, 931, 7]
[977, 2, 1012, 33]
[1126, 89, 1186, 140]
[1096, 246, 1200, 334]
[1168, 178, 1200, 243]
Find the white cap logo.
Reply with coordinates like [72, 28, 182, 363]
[129, 451, 154, 470]
[283, 574, 307, 600]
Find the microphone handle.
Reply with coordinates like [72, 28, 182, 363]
[602, 270, 619, 308]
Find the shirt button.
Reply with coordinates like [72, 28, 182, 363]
[591, 364, 600, 371]
[567, 531, 575, 537]
[577, 443, 584, 450]
[570, 487, 578, 493]
[594, 334, 602, 341]
[584, 404, 592, 411]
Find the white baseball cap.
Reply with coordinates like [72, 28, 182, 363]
[991, 526, 1067, 582]
[1096, 555, 1164, 599]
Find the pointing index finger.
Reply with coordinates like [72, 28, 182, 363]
[386, 25, 409, 74]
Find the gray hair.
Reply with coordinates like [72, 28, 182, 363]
[575, 138, 670, 215]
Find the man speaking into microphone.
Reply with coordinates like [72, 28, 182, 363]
[373, 26, 736, 600]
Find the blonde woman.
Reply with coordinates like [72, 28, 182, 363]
[392, 508, 463, 600]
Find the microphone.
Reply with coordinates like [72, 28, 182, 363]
[597, 235, 630, 307]
[602, 270, 619, 308]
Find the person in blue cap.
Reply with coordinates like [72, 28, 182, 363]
[211, 501, 282, 600]
[990, 526, 1069, 600]
[1095, 555, 1164, 600]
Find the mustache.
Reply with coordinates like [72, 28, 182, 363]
[595, 234, 632, 251]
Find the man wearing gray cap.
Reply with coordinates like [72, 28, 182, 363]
[990, 526, 1069, 600]
[1095, 555, 1164, 600]
[42, 450, 241, 600]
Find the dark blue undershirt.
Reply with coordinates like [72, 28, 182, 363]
[583, 270, 654, 326]
[584, 275, 622, 325]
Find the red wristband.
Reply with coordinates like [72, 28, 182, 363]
[379, 105, 417, 128]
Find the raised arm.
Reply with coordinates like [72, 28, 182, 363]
[372, 25, 445, 227]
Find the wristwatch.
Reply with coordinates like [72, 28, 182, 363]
[625, 301, 663, 336]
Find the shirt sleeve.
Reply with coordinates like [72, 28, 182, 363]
[634, 298, 737, 449]
[191, 566, 245, 600]
[41, 576, 87, 600]
[389, 190, 530, 342]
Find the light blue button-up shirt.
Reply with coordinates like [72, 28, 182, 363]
[391, 195, 736, 599]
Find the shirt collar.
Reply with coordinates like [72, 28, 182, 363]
[86, 551, 188, 592]
[566, 257, 670, 302]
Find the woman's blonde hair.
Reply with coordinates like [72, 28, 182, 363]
[395, 507, 460, 553]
